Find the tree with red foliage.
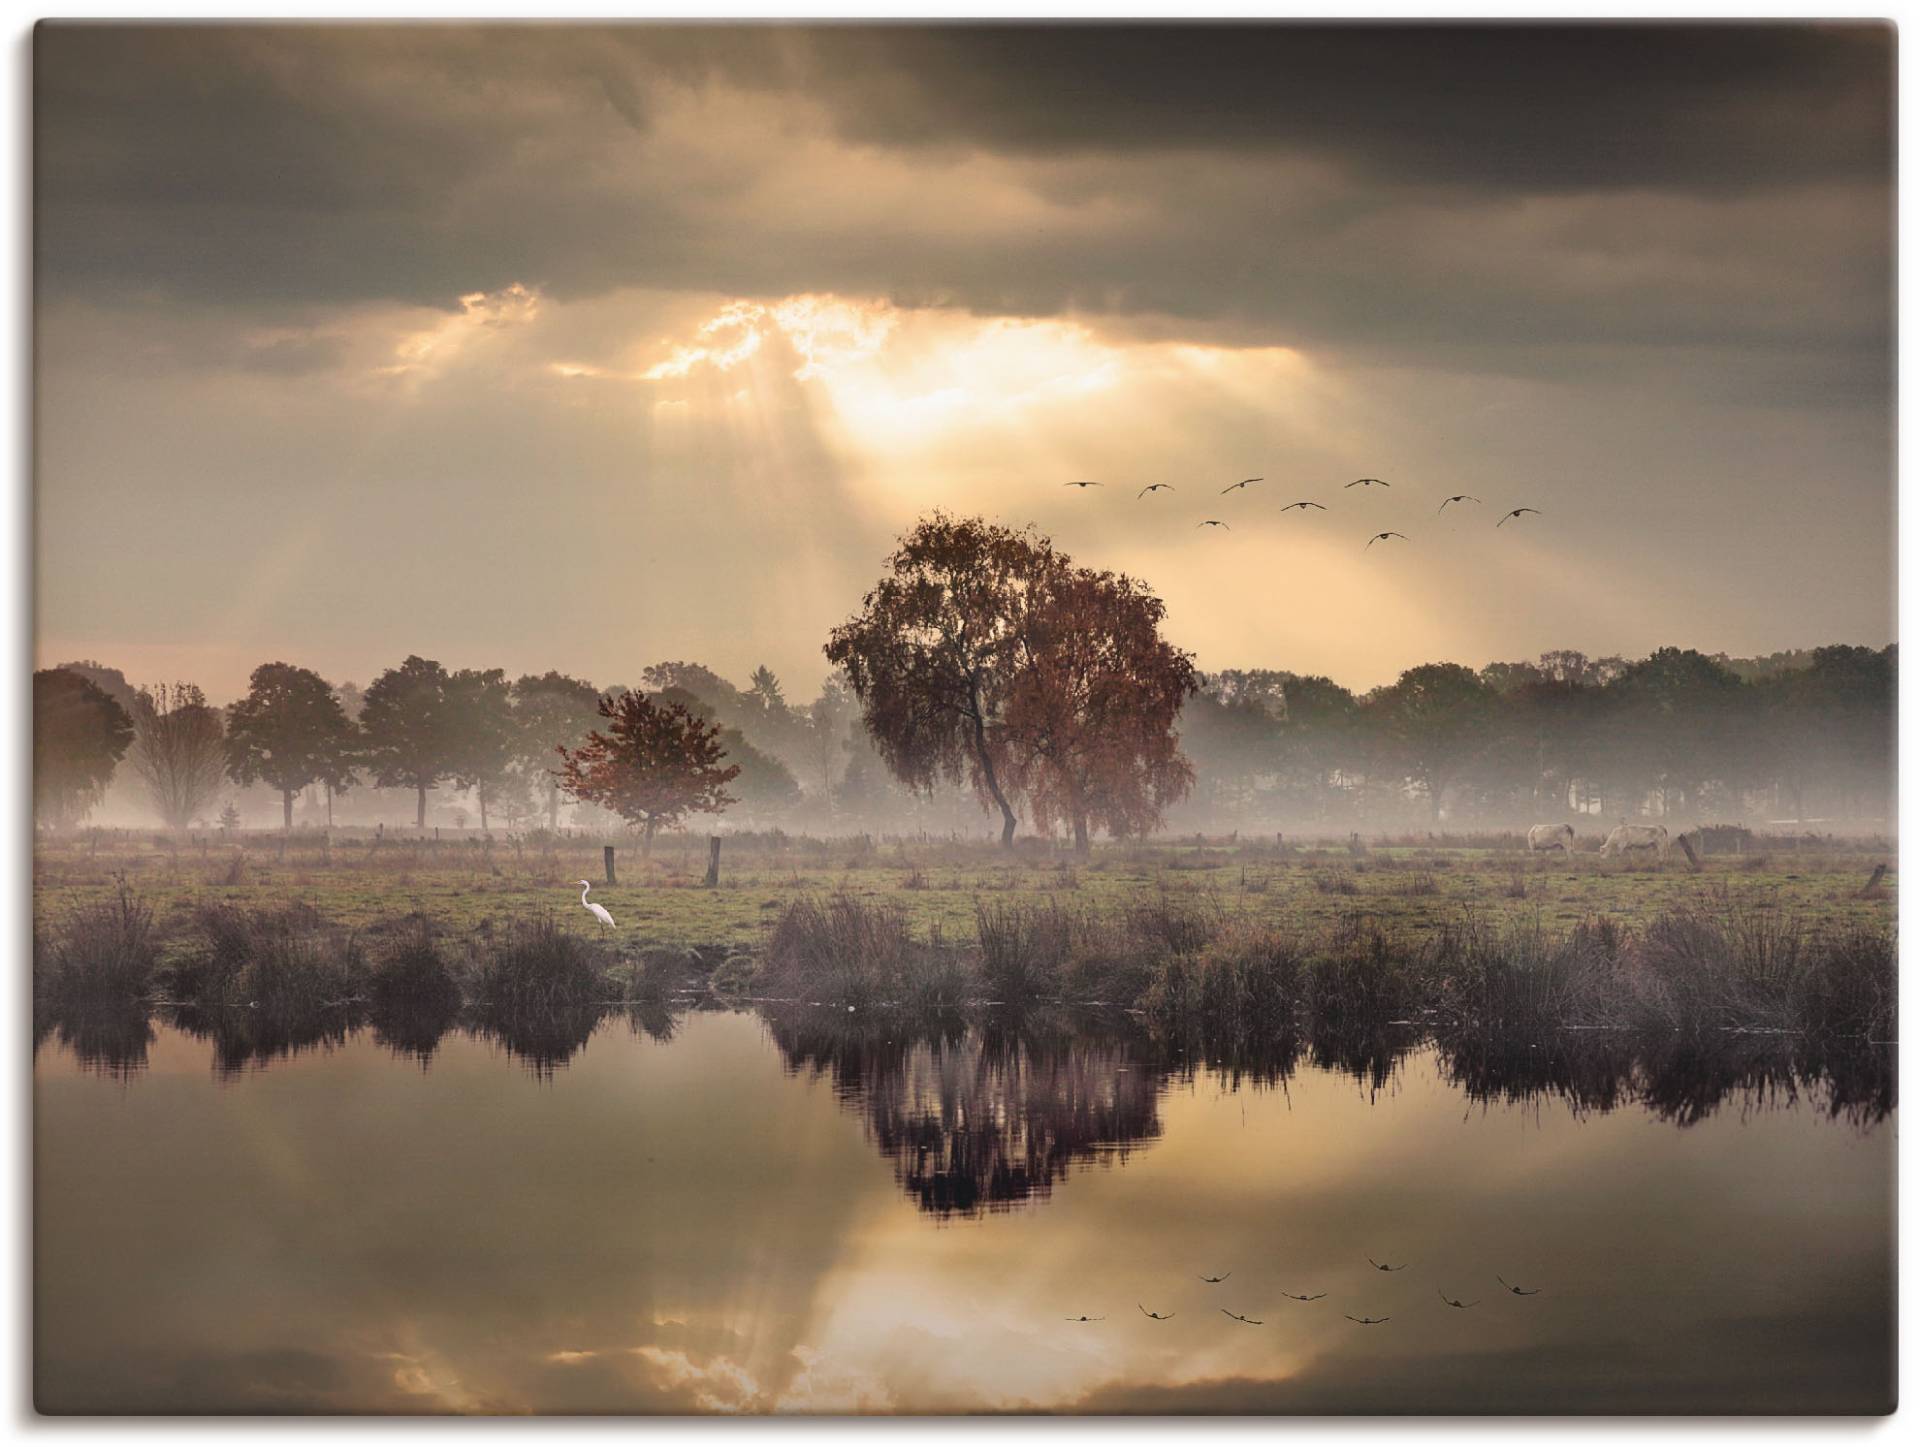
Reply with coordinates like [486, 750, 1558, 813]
[1003, 565, 1197, 851]
[554, 691, 740, 852]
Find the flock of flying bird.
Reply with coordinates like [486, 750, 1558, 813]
[1063, 475, 1542, 547]
[1066, 1258, 1543, 1328]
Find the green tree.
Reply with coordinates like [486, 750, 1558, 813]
[1368, 663, 1497, 822]
[33, 667, 134, 828]
[225, 662, 360, 830]
[445, 667, 517, 832]
[358, 655, 459, 829]
[510, 671, 606, 831]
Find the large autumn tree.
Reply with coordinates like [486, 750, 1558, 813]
[554, 691, 741, 852]
[1004, 565, 1197, 850]
[825, 515, 1052, 845]
[826, 513, 1196, 848]
[226, 662, 359, 830]
[357, 655, 459, 829]
[33, 667, 134, 828]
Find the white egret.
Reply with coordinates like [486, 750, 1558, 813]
[577, 879, 615, 928]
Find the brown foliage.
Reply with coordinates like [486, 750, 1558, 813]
[554, 692, 741, 848]
[826, 513, 1195, 848]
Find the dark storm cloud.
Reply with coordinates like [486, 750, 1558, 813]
[31, 21, 1892, 397]
[793, 23, 1893, 192]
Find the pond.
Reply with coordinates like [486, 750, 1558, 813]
[34, 1004, 1894, 1414]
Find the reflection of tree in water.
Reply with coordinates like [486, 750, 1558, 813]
[37, 1004, 156, 1082]
[371, 998, 461, 1069]
[1435, 1028, 1894, 1128]
[468, 1004, 609, 1079]
[767, 1007, 1165, 1218]
[165, 1002, 364, 1078]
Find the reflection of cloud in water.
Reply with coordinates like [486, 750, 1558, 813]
[32, 1006, 1894, 1413]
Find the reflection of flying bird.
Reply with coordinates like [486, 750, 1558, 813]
[1498, 1275, 1542, 1296]
[1197, 520, 1231, 531]
[1438, 494, 1482, 513]
[1346, 477, 1390, 488]
[1438, 1289, 1479, 1309]
[1138, 1305, 1175, 1320]
[1064, 1314, 1106, 1322]
[1220, 1309, 1264, 1325]
[1281, 1291, 1327, 1302]
[577, 881, 615, 928]
[1280, 501, 1327, 512]
[1198, 1272, 1232, 1283]
[1063, 480, 1102, 489]
[1365, 533, 1408, 549]
[1345, 1315, 1391, 1325]
[1221, 477, 1264, 494]
[1498, 508, 1542, 527]
[1137, 483, 1175, 497]
[1368, 1257, 1407, 1272]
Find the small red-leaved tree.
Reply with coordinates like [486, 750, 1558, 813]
[554, 692, 740, 853]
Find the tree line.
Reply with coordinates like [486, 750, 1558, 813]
[32, 514, 1895, 842]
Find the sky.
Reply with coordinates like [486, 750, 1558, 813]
[33, 22, 1895, 704]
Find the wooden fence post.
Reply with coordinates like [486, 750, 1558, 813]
[705, 836, 722, 888]
[604, 844, 617, 886]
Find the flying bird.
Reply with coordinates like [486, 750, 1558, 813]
[1498, 508, 1542, 527]
[1497, 1276, 1542, 1296]
[1365, 532, 1408, 549]
[1063, 480, 1102, 489]
[1280, 501, 1327, 512]
[1346, 477, 1390, 488]
[1197, 520, 1231, 531]
[1345, 1315, 1391, 1326]
[1197, 1272, 1232, 1283]
[1137, 483, 1175, 497]
[1280, 1291, 1327, 1302]
[1438, 494, 1482, 513]
[1368, 1258, 1407, 1272]
[577, 880, 614, 928]
[1438, 1290, 1479, 1309]
[1220, 477, 1264, 494]
[1064, 1314, 1106, 1322]
[1219, 1309, 1264, 1325]
[1138, 1306, 1175, 1321]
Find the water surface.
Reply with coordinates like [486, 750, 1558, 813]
[35, 1006, 1894, 1413]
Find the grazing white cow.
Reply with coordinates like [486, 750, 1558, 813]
[1527, 823, 1576, 854]
[1600, 823, 1671, 860]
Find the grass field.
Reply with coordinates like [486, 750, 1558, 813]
[32, 827, 1896, 962]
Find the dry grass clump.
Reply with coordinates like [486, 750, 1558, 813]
[761, 893, 969, 1006]
[975, 898, 1075, 1001]
[470, 912, 616, 1011]
[37, 878, 158, 1005]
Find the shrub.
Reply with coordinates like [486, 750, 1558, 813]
[761, 894, 919, 1005]
[471, 913, 614, 1011]
[40, 879, 157, 1005]
[975, 898, 1074, 1001]
[368, 922, 461, 1014]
